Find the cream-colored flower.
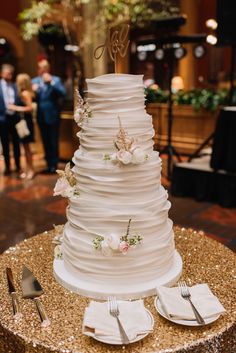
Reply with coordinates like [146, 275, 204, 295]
[106, 233, 120, 250]
[101, 239, 113, 256]
[53, 178, 75, 198]
[54, 245, 63, 259]
[117, 150, 132, 164]
[74, 108, 84, 124]
[110, 153, 117, 161]
[132, 147, 146, 164]
[54, 177, 70, 196]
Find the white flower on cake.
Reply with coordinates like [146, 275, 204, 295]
[131, 147, 147, 164]
[116, 150, 132, 164]
[74, 89, 92, 126]
[100, 239, 113, 257]
[53, 163, 79, 198]
[54, 245, 63, 259]
[93, 219, 143, 256]
[106, 233, 120, 250]
[54, 178, 75, 198]
[53, 225, 64, 259]
[103, 116, 148, 165]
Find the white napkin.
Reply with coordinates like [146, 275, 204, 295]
[83, 299, 153, 343]
[156, 284, 226, 321]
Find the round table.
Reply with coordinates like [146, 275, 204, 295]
[0, 226, 235, 353]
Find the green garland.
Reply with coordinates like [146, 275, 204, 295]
[145, 86, 233, 113]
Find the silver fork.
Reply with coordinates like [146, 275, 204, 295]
[108, 296, 130, 344]
[178, 281, 205, 325]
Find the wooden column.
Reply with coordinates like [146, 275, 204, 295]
[179, 0, 200, 90]
[82, 3, 107, 77]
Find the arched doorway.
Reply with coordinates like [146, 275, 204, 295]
[0, 20, 24, 72]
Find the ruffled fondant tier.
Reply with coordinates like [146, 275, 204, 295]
[63, 219, 174, 285]
[78, 111, 154, 155]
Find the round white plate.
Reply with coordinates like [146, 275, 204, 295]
[154, 297, 220, 326]
[89, 308, 154, 345]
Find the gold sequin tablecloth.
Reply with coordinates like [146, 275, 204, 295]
[0, 226, 235, 353]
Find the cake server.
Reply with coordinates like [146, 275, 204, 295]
[21, 265, 50, 327]
[6, 267, 22, 319]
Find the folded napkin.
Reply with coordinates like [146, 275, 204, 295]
[83, 299, 153, 343]
[156, 284, 226, 321]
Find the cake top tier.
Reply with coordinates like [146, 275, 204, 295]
[86, 73, 143, 84]
[86, 74, 144, 96]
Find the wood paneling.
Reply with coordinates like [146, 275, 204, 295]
[147, 103, 218, 154]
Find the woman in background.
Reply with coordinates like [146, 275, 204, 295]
[8, 73, 35, 179]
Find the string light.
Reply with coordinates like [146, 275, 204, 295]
[206, 19, 218, 30]
[206, 34, 217, 45]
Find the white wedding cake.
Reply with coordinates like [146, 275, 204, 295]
[53, 73, 182, 299]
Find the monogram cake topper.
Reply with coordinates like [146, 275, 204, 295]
[94, 24, 130, 73]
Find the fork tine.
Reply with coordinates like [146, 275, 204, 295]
[108, 296, 112, 312]
[111, 296, 116, 312]
[183, 281, 188, 291]
[179, 281, 187, 297]
[111, 297, 114, 312]
[178, 281, 183, 293]
[182, 282, 188, 296]
[112, 296, 117, 313]
[113, 296, 119, 315]
[110, 297, 113, 311]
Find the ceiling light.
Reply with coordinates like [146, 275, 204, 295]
[174, 46, 187, 59]
[64, 44, 79, 52]
[137, 51, 147, 61]
[155, 48, 165, 60]
[206, 35, 217, 45]
[206, 19, 218, 30]
[137, 44, 156, 52]
[193, 44, 206, 58]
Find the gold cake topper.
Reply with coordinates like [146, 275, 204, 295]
[94, 24, 130, 73]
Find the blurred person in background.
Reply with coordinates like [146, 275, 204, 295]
[0, 64, 21, 176]
[8, 73, 35, 180]
[32, 59, 66, 174]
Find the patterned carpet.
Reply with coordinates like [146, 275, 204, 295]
[0, 155, 235, 254]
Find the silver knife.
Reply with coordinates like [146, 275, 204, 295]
[6, 267, 22, 319]
[21, 265, 50, 327]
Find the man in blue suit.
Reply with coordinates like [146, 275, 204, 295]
[32, 60, 66, 173]
[0, 64, 21, 175]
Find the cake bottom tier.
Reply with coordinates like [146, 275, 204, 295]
[53, 250, 182, 299]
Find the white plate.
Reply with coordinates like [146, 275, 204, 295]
[154, 297, 220, 327]
[86, 308, 154, 345]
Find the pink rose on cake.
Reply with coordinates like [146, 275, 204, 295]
[117, 150, 132, 164]
[54, 178, 75, 198]
[119, 241, 129, 254]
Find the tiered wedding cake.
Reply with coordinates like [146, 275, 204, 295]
[53, 73, 182, 299]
